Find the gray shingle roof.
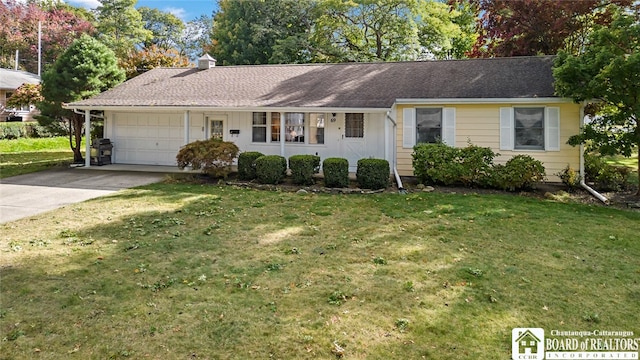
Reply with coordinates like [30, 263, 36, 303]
[68, 56, 557, 109]
[0, 69, 41, 90]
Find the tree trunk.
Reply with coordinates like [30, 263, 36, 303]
[69, 114, 84, 163]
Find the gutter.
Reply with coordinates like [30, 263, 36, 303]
[386, 111, 406, 193]
[578, 101, 608, 204]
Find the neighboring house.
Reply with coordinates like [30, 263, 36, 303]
[0, 69, 41, 122]
[65, 55, 582, 181]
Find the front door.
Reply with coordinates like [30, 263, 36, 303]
[206, 115, 226, 140]
[340, 113, 366, 169]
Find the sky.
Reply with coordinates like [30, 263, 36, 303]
[65, 0, 217, 21]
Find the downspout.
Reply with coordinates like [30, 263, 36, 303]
[578, 101, 608, 204]
[386, 111, 405, 193]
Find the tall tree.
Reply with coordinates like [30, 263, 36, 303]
[138, 6, 185, 50]
[120, 45, 191, 79]
[211, 0, 314, 65]
[39, 35, 125, 163]
[177, 15, 213, 61]
[464, 0, 633, 58]
[419, 0, 476, 59]
[312, 0, 421, 62]
[95, 0, 151, 58]
[554, 11, 640, 195]
[0, 0, 94, 73]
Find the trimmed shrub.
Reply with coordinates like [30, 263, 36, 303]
[238, 151, 264, 180]
[459, 145, 496, 187]
[176, 138, 239, 178]
[412, 143, 461, 185]
[255, 155, 287, 184]
[356, 158, 390, 190]
[323, 157, 349, 188]
[491, 155, 545, 191]
[412, 143, 496, 187]
[289, 154, 320, 185]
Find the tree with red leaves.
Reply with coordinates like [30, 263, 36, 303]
[0, 0, 94, 73]
[458, 0, 633, 58]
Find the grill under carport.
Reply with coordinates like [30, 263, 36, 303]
[90, 138, 113, 166]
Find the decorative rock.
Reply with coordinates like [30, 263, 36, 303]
[416, 183, 425, 190]
[296, 189, 308, 194]
[422, 186, 435, 193]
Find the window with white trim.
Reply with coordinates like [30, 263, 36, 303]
[309, 113, 325, 144]
[252, 112, 267, 142]
[270, 112, 281, 142]
[285, 112, 305, 143]
[514, 107, 544, 150]
[403, 107, 456, 148]
[500, 106, 560, 152]
[416, 108, 442, 143]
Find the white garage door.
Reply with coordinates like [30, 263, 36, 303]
[112, 113, 184, 166]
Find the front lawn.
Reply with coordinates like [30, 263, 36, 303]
[0, 137, 84, 178]
[1, 183, 638, 359]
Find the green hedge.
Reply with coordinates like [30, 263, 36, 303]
[356, 158, 390, 190]
[412, 143, 496, 187]
[255, 155, 287, 184]
[323, 157, 349, 188]
[289, 154, 320, 185]
[0, 121, 53, 140]
[237, 151, 264, 180]
[490, 155, 545, 191]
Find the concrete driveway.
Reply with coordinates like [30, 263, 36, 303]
[0, 168, 165, 224]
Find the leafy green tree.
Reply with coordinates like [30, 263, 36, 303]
[312, 0, 421, 62]
[138, 6, 185, 50]
[39, 34, 125, 163]
[95, 0, 151, 58]
[553, 11, 640, 195]
[211, 0, 314, 65]
[313, 0, 474, 62]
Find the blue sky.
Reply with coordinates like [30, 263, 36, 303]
[65, 0, 217, 21]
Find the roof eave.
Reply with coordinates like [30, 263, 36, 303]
[62, 104, 392, 113]
[393, 97, 572, 105]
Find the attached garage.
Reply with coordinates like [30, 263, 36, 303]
[107, 112, 185, 166]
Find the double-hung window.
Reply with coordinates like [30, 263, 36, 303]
[252, 112, 267, 142]
[285, 113, 305, 143]
[271, 112, 281, 142]
[309, 113, 325, 144]
[403, 107, 456, 148]
[500, 107, 560, 151]
[416, 108, 442, 143]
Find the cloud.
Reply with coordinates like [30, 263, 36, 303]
[165, 7, 187, 21]
[65, 0, 102, 9]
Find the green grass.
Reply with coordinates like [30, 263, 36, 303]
[0, 137, 84, 178]
[1, 184, 639, 359]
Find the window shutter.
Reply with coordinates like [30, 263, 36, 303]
[545, 107, 560, 151]
[442, 107, 456, 146]
[403, 108, 416, 148]
[500, 107, 514, 150]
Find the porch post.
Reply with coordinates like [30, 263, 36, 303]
[184, 110, 190, 145]
[280, 112, 285, 157]
[84, 110, 91, 167]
